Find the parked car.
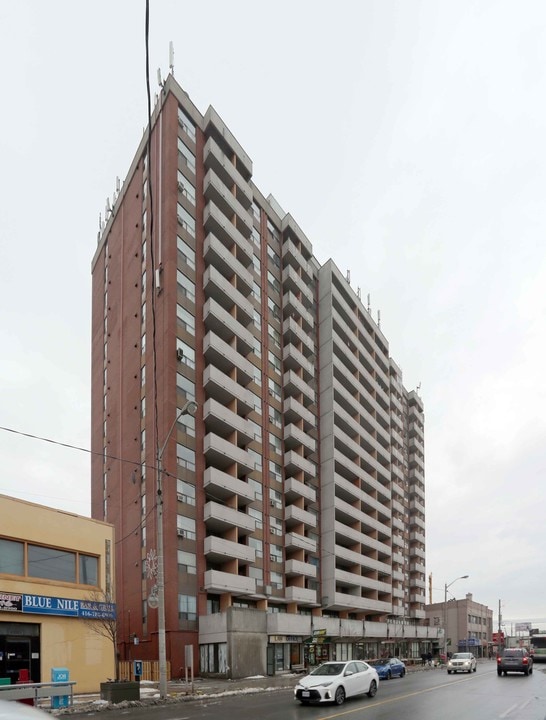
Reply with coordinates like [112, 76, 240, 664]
[369, 657, 406, 679]
[0, 701, 50, 719]
[446, 652, 477, 674]
[294, 660, 379, 705]
[497, 648, 533, 676]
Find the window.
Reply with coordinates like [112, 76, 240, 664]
[267, 297, 280, 321]
[177, 204, 196, 238]
[248, 477, 263, 500]
[267, 245, 281, 268]
[176, 339, 195, 369]
[79, 554, 98, 586]
[177, 479, 196, 505]
[178, 138, 196, 171]
[270, 571, 283, 589]
[177, 444, 195, 471]
[269, 408, 282, 428]
[28, 545, 76, 583]
[267, 219, 279, 242]
[252, 254, 260, 273]
[269, 488, 282, 509]
[177, 411, 195, 437]
[248, 566, 263, 583]
[248, 537, 263, 558]
[253, 308, 261, 330]
[177, 515, 196, 541]
[268, 351, 281, 375]
[178, 107, 196, 141]
[252, 336, 262, 359]
[177, 171, 196, 205]
[177, 271, 196, 302]
[251, 226, 261, 247]
[251, 202, 261, 221]
[248, 507, 263, 530]
[269, 433, 282, 456]
[268, 378, 281, 401]
[270, 516, 283, 536]
[270, 544, 282, 563]
[176, 373, 195, 399]
[0, 539, 23, 575]
[178, 550, 196, 574]
[177, 303, 195, 334]
[248, 419, 262, 441]
[247, 449, 262, 472]
[268, 324, 281, 349]
[267, 270, 280, 293]
[269, 461, 282, 484]
[178, 593, 197, 621]
[177, 236, 195, 269]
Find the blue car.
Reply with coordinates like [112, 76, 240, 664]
[369, 657, 406, 680]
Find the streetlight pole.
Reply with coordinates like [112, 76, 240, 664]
[443, 575, 469, 660]
[156, 399, 198, 699]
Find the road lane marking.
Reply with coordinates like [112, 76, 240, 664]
[315, 675, 483, 720]
[499, 704, 518, 718]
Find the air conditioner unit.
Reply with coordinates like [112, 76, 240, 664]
[177, 493, 184, 502]
[176, 529, 184, 538]
[270, 500, 276, 507]
[176, 347, 184, 361]
[177, 181, 184, 193]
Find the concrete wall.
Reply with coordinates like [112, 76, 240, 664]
[227, 607, 268, 678]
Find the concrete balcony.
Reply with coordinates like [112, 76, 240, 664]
[285, 532, 317, 553]
[410, 577, 426, 590]
[281, 264, 313, 305]
[410, 482, 425, 501]
[203, 569, 256, 596]
[203, 466, 255, 505]
[203, 136, 253, 208]
[409, 421, 424, 440]
[410, 592, 426, 604]
[204, 331, 254, 385]
[410, 498, 425, 514]
[410, 515, 425, 531]
[284, 423, 316, 455]
[283, 396, 315, 431]
[285, 559, 317, 579]
[410, 546, 426, 561]
[392, 586, 404, 599]
[281, 238, 312, 279]
[204, 233, 253, 295]
[335, 569, 391, 595]
[284, 450, 316, 479]
[204, 535, 255, 564]
[391, 463, 405, 482]
[203, 431, 253, 472]
[203, 365, 254, 415]
[283, 316, 315, 357]
[283, 370, 315, 406]
[409, 433, 424, 454]
[409, 467, 424, 483]
[333, 450, 390, 502]
[409, 452, 424, 470]
[204, 202, 252, 267]
[284, 585, 317, 605]
[392, 498, 405, 515]
[392, 551, 405, 564]
[204, 106, 253, 179]
[333, 593, 392, 614]
[281, 214, 313, 259]
[392, 569, 404, 582]
[410, 561, 426, 574]
[204, 264, 253, 325]
[409, 530, 425, 545]
[285, 477, 316, 504]
[267, 612, 312, 635]
[285, 504, 317, 530]
[334, 520, 391, 557]
[204, 298, 253, 357]
[334, 544, 391, 575]
[334, 496, 392, 539]
[392, 517, 405, 532]
[283, 290, 314, 330]
[283, 343, 314, 379]
[204, 168, 253, 238]
[204, 500, 255, 535]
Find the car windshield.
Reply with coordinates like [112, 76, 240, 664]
[369, 660, 387, 666]
[452, 653, 472, 659]
[310, 663, 345, 676]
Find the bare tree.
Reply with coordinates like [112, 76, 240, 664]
[82, 589, 119, 681]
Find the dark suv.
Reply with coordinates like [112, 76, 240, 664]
[497, 648, 533, 676]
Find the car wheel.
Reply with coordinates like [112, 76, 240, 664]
[367, 680, 377, 698]
[473, 666, 476, 672]
[334, 686, 345, 705]
[447, 670, 452, 674]
[400, 668, 406, 677]
[386, 671, 391, 680]
[468, 668, 472, 674]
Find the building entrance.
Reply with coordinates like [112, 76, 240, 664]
[0, 622, 41, 684]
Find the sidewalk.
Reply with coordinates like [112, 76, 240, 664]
[47, 661, 451, 715]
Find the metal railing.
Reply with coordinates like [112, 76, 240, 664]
[0, 681, 76, 705]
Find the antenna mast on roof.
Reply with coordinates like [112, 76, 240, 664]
[169, 41, 175, 75]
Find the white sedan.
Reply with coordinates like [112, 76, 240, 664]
[447, 652, 477, 674]
[294, 660, 379, 705]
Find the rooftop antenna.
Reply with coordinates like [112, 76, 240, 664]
[98, 212, 102, 230]
[346, 269, 351, 284]
[377, 309, 381, 329]
[169, 41, 175, 75]
[157, 68, 164, 88]
[116, 176, 121, 193]
[417, 382, 422, 393]
[367, 294, 371, 314]
[357, 287, 361, 300]
[105, 198, 111, 215]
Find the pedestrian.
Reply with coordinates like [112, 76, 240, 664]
[427, 651, 433, 666]
[421, 652, 427, 666]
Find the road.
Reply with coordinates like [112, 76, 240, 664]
[67, 663, 546, 720]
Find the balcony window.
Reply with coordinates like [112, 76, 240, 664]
[268, 378, 281, 401]
[178, 107, 196, 142]
[270, 516, 283, 536]
[269, 544, 282, 563]
[177, 170, 196, 205]
[177, 515, 196, 541]
[178, 138, 196, 171]
[248, 477, 263, 500]
[177, 303, 195, 334]
[248, 537, 263, 558]
[248, 507, 262, 530]
[269, 488, 282, 509]
[267, 270, 280, 293]
[177, 204, 196, 238]
[269, 461, 282, 484]
[177, 550, 196, 574]
[248, 566, 263, 582]
[177, 444, 195, 471]
[177, 236, 195, 270]
[270, 571, 283, 589]
[268, 351, 281, 376]
[177, 479, 196, 505]
[176, 373, 195, 399]
[178, 593, 197, 621]
[176, 339, 195, 369]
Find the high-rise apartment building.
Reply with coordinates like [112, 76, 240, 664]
[91, 73, 426, 678]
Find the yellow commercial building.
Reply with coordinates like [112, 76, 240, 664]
[0, 495, 116, 693]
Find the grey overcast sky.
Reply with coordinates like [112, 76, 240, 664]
[1, 1, 545, 626]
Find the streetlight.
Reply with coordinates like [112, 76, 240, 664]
[444, 575, 469, 660]
[156, 399, 198, 699]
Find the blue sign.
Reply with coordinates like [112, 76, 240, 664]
[133, 660, 143, 677]
[4, 592, 117, 619]
[51, 668, 69, 709]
